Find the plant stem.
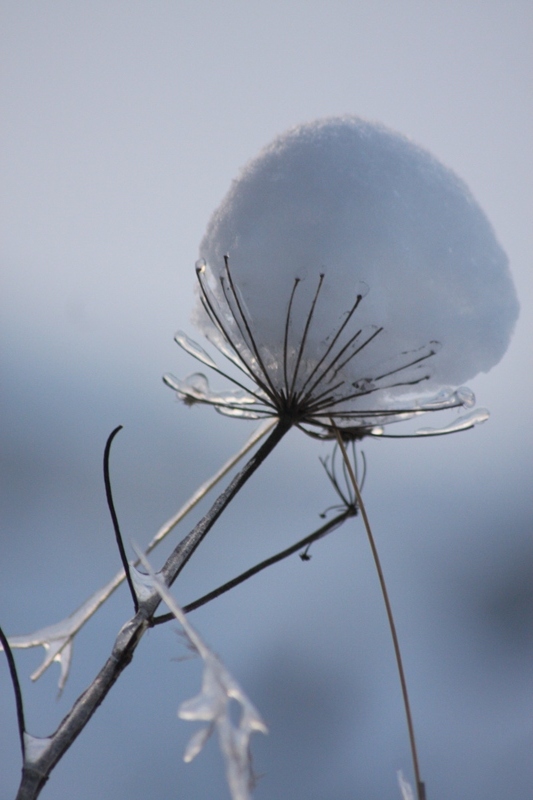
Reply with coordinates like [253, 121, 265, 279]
[15, 417, 290, 800]
[0, 626, 26, 759]
[331, 423, 426, 800]
[152, 506, 355, 623]
[10, 419, 278, 678]
[145, 418, 277, 555]
[103, 425, 139, 612]
[160, 417, 292, 586]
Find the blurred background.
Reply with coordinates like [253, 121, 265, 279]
[1, 2, 531, 798]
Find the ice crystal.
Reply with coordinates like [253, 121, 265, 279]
[134, 547, 267, 800]
[398, 771, 416, 800]
[23, 733, 53, 765]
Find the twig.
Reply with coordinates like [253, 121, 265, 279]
[4, 420, 277, 691]
[152, 506, 355, 623]
[144, 418, 277, 555]
[15, 418, 290, 800]
[160, 418, 292, 586]
[330, 421, 426, 800]
[103, 425, 138, 612]
[0, 625, 26, 758]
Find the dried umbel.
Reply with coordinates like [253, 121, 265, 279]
[167, 117, 518, 437]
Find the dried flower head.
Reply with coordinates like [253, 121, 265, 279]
[166, 117, 518, 438]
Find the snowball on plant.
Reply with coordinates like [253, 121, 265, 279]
[167, 116, 518, 438]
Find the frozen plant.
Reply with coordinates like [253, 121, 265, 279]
[2, 116, 518, 800]
[163, 116, 519, 798]
[167, 116, 517, 438]
[4, 420, 276, 692]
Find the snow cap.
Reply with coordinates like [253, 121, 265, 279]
[196, 116, 518, 401]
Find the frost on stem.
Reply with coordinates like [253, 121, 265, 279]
[1, 421, 276, 692]
[398, 770, 416, 800]
[167, 116, 518, 439]
[134, 548, 267, 800]
[4, 608, 80, 693]
[23, 734, 53, 765]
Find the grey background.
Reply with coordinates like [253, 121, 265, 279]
[1, 3, 532, 798]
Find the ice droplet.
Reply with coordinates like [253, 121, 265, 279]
[455, 385, 476, 408]
[415, 407, 489, 435]
[175, 331, 218, 370]
[164, 372, 257, 408]
[24, 733, 52, 764]
[182, 725, 212, 762]
[129, 564, 161, 602]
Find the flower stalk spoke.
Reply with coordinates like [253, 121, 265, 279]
[295, 286, 368, 401]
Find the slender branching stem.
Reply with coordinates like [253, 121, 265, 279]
[330, 421, 426, 800]
[296, 288, 365, 402]
[14, 419, 278, 665]
[144, 419, 277, 555]
[222, 256, 279, 398]
[283, 277, 301, 395]
[288, 273, 324, 397]
[160, 417, 291, 586]
[15, 418, 290, 800]
[152, 506, 355, 623]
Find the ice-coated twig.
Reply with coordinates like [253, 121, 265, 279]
[371, 407, 489, 438]
[146, 417, 275, 554]
[134, 546, 267, 800]
[1, 419, 276, 691]
[12, 418, 287, 800]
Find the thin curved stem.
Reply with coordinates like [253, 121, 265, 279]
[283, 277, 301, 396]
[289, 273, 324, 396]
[103, 426, 138, 612]
[0, 625, 26, 758]
[331, 421, 426, 800]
